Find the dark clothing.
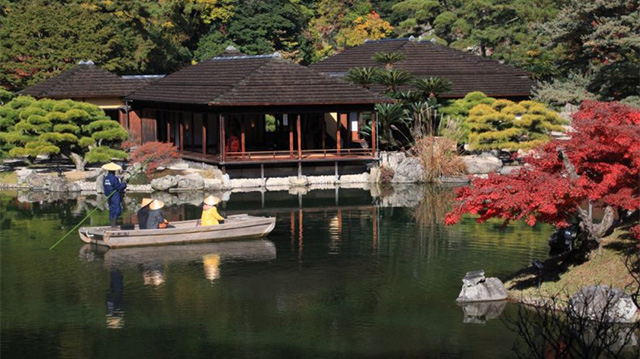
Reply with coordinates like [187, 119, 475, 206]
[146, 209, 166, 229]
[137, 207, 150, 230]
[103, 173, 127, 221]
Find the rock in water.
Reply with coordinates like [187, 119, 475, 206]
[456, 270, 508, 302]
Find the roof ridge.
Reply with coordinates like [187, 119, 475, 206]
[209, 57, 276, 104]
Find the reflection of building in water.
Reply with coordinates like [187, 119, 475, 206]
[203, 254, 221, 281]
[106, 270, 124, 329]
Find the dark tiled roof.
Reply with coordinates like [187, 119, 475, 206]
[310, 38, 534, 98]
[20, 63, 156, 99]
[127, 54, 391, 106]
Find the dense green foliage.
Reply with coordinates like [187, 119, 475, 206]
[0, 0, 637, 104]
[0, 96, 127, 169]
[466, 99, 567, 151]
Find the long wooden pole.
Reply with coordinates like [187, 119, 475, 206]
[49, 163, 148, 250]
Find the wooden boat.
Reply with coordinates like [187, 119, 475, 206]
[78, 214, 276, 248]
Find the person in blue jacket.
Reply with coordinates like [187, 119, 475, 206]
[102, 162, 127, 228]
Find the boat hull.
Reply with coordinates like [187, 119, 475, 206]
[79, 215, 276, 248]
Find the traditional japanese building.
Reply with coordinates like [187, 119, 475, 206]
[19, 60, 162, 128]
[311, 38, 534, 99]
[125, 50, 391, 176]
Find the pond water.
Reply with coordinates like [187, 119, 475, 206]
[0, 186, 553, 358]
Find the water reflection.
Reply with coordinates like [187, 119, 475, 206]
[1, 186, 554, 358]
[458, 301, 507, 325]
[106, 270, 124, 329]
[79, 240, 276, 271]
[80, 240, 276, 329]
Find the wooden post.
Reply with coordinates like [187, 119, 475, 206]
[166, 119, 171, 144]
[241, 114, 246, 155]
[371, 111, 377, 156]
[219, 114, 226, 162]
[289, 115, 294, 157]
[179, 116, 184, 152]
[202, 115, 207, 156]
[336, 113, 341, 155]
[296, 114, 302, 160]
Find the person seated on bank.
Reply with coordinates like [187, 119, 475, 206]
[146, 200, 169, 229]
[200, 195, 224, 226]
[137, 198, 153, 229]
[102, 162, 127, 229]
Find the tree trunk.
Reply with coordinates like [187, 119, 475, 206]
[576, 205, 615, 248]
[69, 152, 87, 171]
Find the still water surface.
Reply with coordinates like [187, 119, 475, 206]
[1, 186, 552, 358]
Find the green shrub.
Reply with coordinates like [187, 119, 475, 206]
[467, 100, 568, 151]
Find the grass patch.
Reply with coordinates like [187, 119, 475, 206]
[0, 172, 17, 185]
[505, 226, 639, 301]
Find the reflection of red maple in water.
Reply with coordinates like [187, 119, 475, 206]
[445, 101, 640, 241]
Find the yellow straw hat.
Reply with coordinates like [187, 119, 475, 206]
[203, 195, 220, 206]
[149, 199, 165, 210]
[101, 162, 122, 171]
[140, 198, 153, 208]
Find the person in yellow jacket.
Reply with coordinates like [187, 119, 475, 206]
[200, 195, 225, 226]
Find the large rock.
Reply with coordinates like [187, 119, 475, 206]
[16, 168, 35, 185]
[288, 176, 308, 188]
[456, 270, 508, 302]
[570, 285, 639, 323]
[150, 175, 179, 191]
[96, 172, 105, 193]
[392, 157, 425, 183]
[380, 151, 406, 171]
[175, 174, 204, 191]
[339, 173, 370, 184]
[462, 153, 503, 174]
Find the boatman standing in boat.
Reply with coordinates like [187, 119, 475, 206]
[102, 162, 127, 229]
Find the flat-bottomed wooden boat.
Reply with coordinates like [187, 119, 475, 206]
[79, 214, 276, 248]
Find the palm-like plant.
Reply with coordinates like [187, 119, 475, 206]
[372, 51, 406, 69]
[413, 77, 452, 101]
[372, 103, 408, 150]
[375, 69, 413, 94]
[345, 67, 379, 89]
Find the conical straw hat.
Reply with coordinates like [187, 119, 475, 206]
[203, 195, 220, 206]
[101, 162, 122, 171]
[149, 199, 165, 210]
[140, 198, 153, 207]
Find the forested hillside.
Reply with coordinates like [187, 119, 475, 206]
[1, 0, 637, 103]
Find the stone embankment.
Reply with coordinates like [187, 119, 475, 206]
[0, 150, 522, 194]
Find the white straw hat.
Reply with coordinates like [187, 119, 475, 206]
[203, 195, 220, 206]
[149, 199, 165, 210]
[101, 162, 122, 171]
[140, 198, 153, 207]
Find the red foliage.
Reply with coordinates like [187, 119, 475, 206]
[445, 101, 640, 229]
[631, 225, 640, 242]
[129, 141, 180, 175]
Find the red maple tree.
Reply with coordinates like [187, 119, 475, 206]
[129, 141, 180, 175]
[445, 101, 640, 247]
